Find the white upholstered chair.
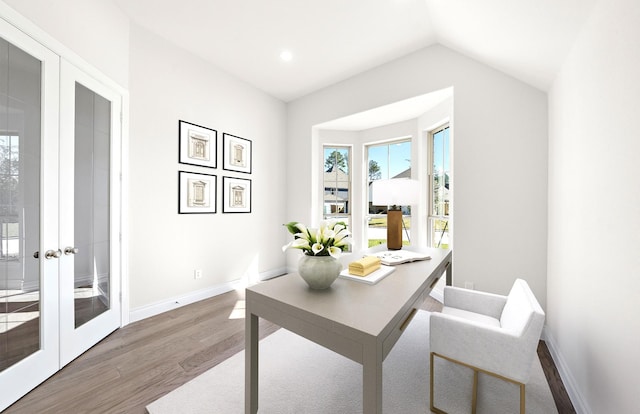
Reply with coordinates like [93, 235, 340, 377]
[429, 279, 545, 414]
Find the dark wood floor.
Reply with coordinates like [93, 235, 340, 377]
[4, 289, 575, 413]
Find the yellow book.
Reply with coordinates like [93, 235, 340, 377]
[348, 256, 381, 277]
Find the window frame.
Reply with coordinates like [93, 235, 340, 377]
[365, 137, 413, 247]
[322, 145, 352, 226]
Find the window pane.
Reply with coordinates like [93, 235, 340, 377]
[323, 147, 350, 216]
[368, 145, 388, 181]
[389, 141, 411, 179]
[443, 127, 450, 172]
[323, 146, 350, 252]
[366, 139, 412, 247]
[367, 140, 412, 212]
[431, 127, 450, 217]
[430, 218, 450, 248]
[367, 144, 386, 216]
[429, 125, 451, 248]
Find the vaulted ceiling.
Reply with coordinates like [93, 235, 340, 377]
[113, 0, 598, 102]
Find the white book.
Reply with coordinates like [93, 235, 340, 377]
[366, 250, 431, 266]
[339, 265, 395, 285]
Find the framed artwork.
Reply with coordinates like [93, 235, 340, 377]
[178, 171, 217, 214]
[223, 133, 252, 174]
[222, 176, 251, 213]
[179, 120, 217, 168]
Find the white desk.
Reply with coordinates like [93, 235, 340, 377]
[245, 248, 452, 414]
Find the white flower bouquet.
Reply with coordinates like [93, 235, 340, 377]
[282, 220, 351, 258]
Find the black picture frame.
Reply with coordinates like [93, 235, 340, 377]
[178, 171, 217, 214]
[222, 176, 252, 213]
[222, 133, 252, 174]
[179, 120, 217, 169]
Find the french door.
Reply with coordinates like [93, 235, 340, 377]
[58, 59, 121, 367]
[0, 18, 122, 411]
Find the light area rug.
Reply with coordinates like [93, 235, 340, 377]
[147, 310, 557, 413]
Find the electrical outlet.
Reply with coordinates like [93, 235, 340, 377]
[194, 269, 202, 279]
[464, 281, 474, 290]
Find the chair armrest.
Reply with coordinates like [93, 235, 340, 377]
[430, 312, 538, 383]
[443, 286, 507, 320]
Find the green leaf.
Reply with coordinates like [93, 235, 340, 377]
[284, 221, 299, 235]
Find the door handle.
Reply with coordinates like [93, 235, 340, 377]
[45, 249, 62, 259]
[33, 251, 39, 259]
[64, 246, 79, 255]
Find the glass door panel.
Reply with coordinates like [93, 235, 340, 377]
[0, 19, 61, 412]
[0, 35, 42, 373]
[59, 59, 120, 367]
[73, 83, 110, 328]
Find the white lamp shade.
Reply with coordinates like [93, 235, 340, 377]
[371, 179, 420, 206]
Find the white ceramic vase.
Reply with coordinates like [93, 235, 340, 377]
[297, 255, 342, 289]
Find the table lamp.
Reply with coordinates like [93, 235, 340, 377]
[371, 178, 420, 250]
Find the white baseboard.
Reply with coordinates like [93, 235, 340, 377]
[258, 267, 288, 281]
[128, 267, 288, 324]
[129, 280, 241, 323]
[21, 280, 38, 291]
[542, 326, 591, 414]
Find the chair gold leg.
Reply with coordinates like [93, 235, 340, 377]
[471, 370, 478, 414]
[430, 352, 435, 412]
[430, 352, 527, 414]
[430, 352, 446, 414]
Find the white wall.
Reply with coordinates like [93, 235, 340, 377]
[3, 0, 129, 88]
[547, 0, 640, 412]
[128, 25, 287, 310]
[288, 45, 549, 307]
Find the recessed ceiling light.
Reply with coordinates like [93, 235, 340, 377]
[280, 49, 293, 62]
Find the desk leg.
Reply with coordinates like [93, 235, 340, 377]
[362, 342, 383, 414]
[245, 310, 258, 414]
